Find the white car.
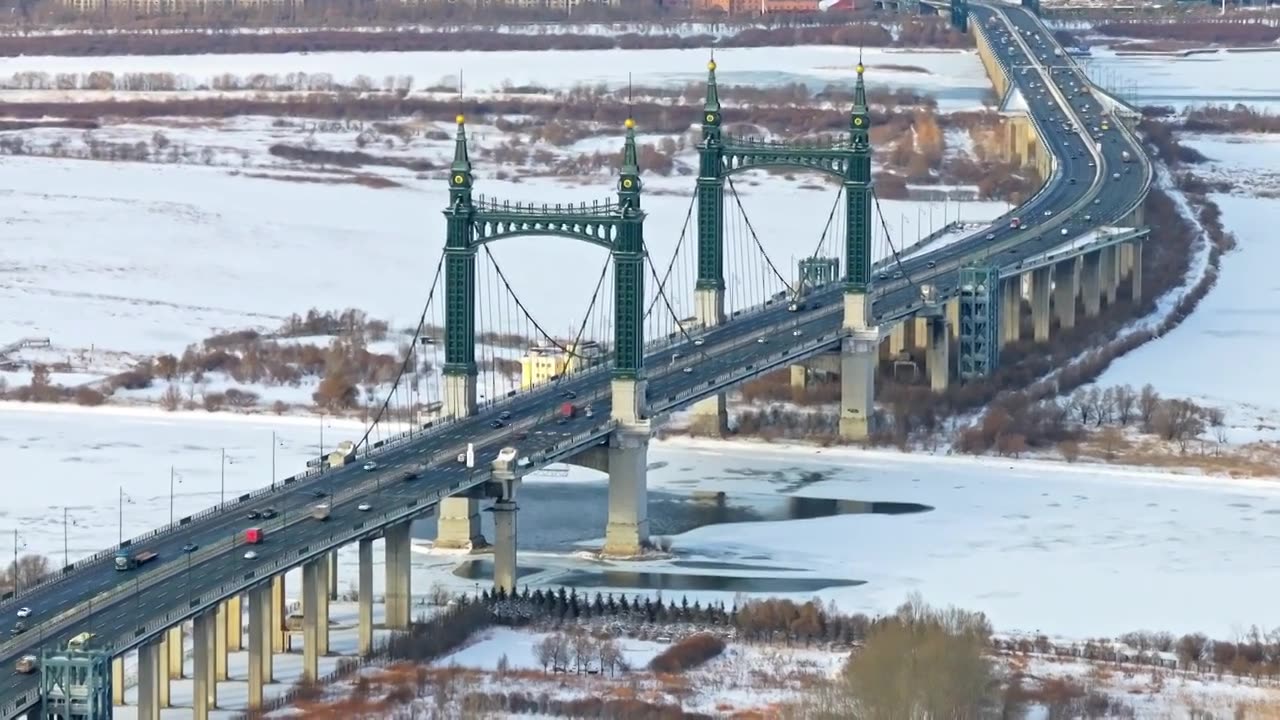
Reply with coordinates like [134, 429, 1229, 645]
[15, 608, 30, 619]
[243, 551, 259, 560]
[358, 503, 372, 512]
[682, 367, 693, 374]
[693, 338, 705, 346]
[362, 461, 377, 472]
[792, 330, 803, 337]
[756, 337, 767, 344]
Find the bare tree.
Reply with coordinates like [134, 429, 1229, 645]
[1113, 384, 1136, 426]
[533, 635, 555, 673]
[1138, 383, 1161, 431]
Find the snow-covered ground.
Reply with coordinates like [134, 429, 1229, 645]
[1079, 47, 1280, 113]
[1095, 135, 1280, 441]
[6, 402, 1279, 641]
[0, 46, 991, 111]
[0, 154, 1010, 367]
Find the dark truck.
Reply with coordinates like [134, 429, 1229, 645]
[114, 548, 158, 571]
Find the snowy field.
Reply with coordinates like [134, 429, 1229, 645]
[0, 154, 1010, 363]
[6, 402, 1279, 641]
[1080, 47, 1280, 113]
[0, 46, 991, 111]
[1095, 135, 1280, 440]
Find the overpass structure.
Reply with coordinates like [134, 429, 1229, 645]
[2, 3, 1152, 717]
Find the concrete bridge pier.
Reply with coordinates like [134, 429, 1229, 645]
[112, 656, 124, 705]
[689, 287, 729, 437]
[225, 595, 242, 653]
[384, 521, 413, 629]
[437, 374, 486, 551]
[888, 323, 907, 356]
[192, 608, 217, 717]
[1100, 245, 1118, 307]
[1128, 240, 1144, 302]
[270, 575, 287, 653]
[911, 316, 929, 355]
[166, 626, 183, 679]
[1081, 251, 1102, 318]
[603, 421, 651, 558]
[999, 276, 1022, 345]
[156, 632, 171, 708]
[328, 550, 339, 600]
[789, 364, 808, 390]
[925, 316, 950, 392]
[838, 332, 878, 441]
[1031, 266, 1052, 342]
[301, 558, 322, 683]
[1053, 258, 1078, 331]
[316, 557, 331, 655]
[247, 582, 273, 709]
[214, 602, 229, 681]
[136, 636, 161, 720]
[357, 537, 374, 655]
[492, 499, 519, 594]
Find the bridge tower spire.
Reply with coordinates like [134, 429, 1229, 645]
[611, 116, 647, 425]
[437, 112, 488, 551]
[694, 56, 726, 328]
[844, 61, 873, 331]
[443, 113, 479, 419]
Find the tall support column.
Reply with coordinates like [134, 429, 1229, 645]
[1053, 258, 1078, 331]
[1130, 240, 1143, 302]
[225, 594, 242, 653]
[136, 637, 161, 720]
[492, 500, 518, 594]
[1100, 244, 1118, 307]
[888, 323, 906, 356]
[111, 656, 124, 705]
[1000, 276, 1021, 345]
[912, 316, 929, 354]
[692, 60, 728, 439]
[1081, 250, 1102, 317]
[384, 522, 412, 630]
[439, 113, 486, 552]
[214, 601, 229, 681]
[839, 332, 878, 441]
[926, 316, 950, 392]
[301, 559, 321, 682]
[1031, 267, 1052, 343]
[156, 632, 171, 709]
[193, 609, 216, 717]
[328, 550, 339, 600]
[247, 584, 268, 710]
[270, 574, 286, 654]
[358, 538, 374, 656]
[167, 625, 183, 680]
[316, 553, 331, 656]
[603, 422, 651, 558]
[257, 582, 274, 684]
[790, 363, 808, 390]
[612, 118, 647, 434]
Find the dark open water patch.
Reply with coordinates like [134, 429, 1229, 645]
[555, 569, 864, 594]
[453, 559, 545, 581]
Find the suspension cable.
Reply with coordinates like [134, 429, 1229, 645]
[644, 192, 696, 320]
[354, 251, 445, 453]
[724, 175, 794, 296]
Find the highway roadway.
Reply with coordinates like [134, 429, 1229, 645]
[0, 5, 1152, 713]
[870, 1, 1149, 321]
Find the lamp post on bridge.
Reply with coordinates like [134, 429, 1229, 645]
[220, 449, 240, 507]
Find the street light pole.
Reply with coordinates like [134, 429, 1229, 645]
[13, 529, 18, 597]
[63, 508, 68, 569]
[118, 486, 123, 546]
[170, 466, 175, 526]
[271, 431, 276, 489]
[221, 448, 226, 507]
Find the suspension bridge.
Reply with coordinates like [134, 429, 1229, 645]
[1, 0, 1153, 715]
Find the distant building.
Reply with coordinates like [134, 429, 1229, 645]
[519, 339, 604, 390]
